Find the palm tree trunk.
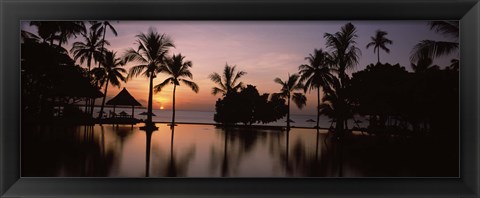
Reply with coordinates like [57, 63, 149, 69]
[336, 117, 344, 138]
[287, 95, 291, 130]
[91, 25, 108, 118]
[147, 73, 154, 124]
[84, 97, 88, 113]
[171, 84, 176, 127]
[317, 86, 320, 129]
[98, 78, 109, 119]
[315, 128, 319, 163]
[90, 98, 96, 118]
[377, 50, 380, 63]
[87, 57, 92, 72]
[99, 26, 107, 69]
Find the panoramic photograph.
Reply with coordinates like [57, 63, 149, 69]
[21, 21, 459, 177]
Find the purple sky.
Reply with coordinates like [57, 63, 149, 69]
[21, 21, 459, 115]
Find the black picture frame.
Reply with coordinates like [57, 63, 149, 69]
[1, 0, 479, 197]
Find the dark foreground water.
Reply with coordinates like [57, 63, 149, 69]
[22, 123, 458, 177]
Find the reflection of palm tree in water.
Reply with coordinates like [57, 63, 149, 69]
[100, 125, 105, 156]
[280, 129, 343, 177]
[221, 129, 229, 177]
[336, 139, 344, 177]
[285, 129, 290, 174]
[315, 129, 320, 164]
[77, 125, 116, 176]
[81, 125, 94, 176]
[161, 126, 196, 177]
[141, 127, 156, 177]
[167, 126, 177, 176]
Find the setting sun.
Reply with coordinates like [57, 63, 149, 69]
[160, 106, 164, 110]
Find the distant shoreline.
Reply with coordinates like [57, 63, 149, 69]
[151, 121, 330, 130]
[74, 104, 318, 117]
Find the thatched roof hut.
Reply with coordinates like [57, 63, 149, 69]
[106, 88, 142, 118]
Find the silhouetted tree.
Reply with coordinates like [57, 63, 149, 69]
[30, 21, 85, 47]
[29, 21, 59, 45]
[299, 49, 335, 129]
[366, 30, 392, 63]
[21, 39, 102, 123]
[90, 21, 118, 69]
[92, 50, 127, 119]
[56, 21, 86, 47]
[209, 64, 246, 96]
[255, 93, 288, 124]
[273, 74, 307, 129]
[124, 28, 175, 125]
[347, 62, 458, 138]
[324, 22, 361, 137]
[154, 54, 199, 127]
[213, 85, 287, 125]
[348, 63, 409, 134]
[410, 21, 459, 62]
[70, 28, 105, 72]
[410, 53, 439, 73]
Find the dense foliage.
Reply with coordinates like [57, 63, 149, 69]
[21, 39, 102, 123]
[347, 62, 459, 137]
[214, 85, 288, 125]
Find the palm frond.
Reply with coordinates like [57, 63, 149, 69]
[128, 65, 148, 79]
[410, 40, 458, 62]
[292, 93, 307, 109]
[232, 82, 244, 92]
[123, 48, 148, 63]
[429, 21, 459, 39]
[273, 77, 284, 86]
[154, 77, 173, 93]
[109, 74, 122, 87]
[209, 72, 227, 91]
[180, 79, 199, 93]
[212, 87, 225, 96]
[231, 70, 246, 86]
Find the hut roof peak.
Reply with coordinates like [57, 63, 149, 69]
[106, 88, 142, 106]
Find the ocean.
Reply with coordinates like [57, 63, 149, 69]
[93, 107, 366, 128]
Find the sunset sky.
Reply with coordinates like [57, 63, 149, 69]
[21, 21, 459, 115]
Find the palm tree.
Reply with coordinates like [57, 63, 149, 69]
[29, 21, 59, 45]
[70, 28, 105, 72]
[324, 22, 361, 88]
[410, 56, 439, 73]
[319, 78, 354, 139]
[57, 21, 86, 47]
[123, 28, 175, 125]
[410, 21, 459, 62]
[21, 30, 43, 44]
[273, 74, 307, 130]
[92, 50, 127, 119]
[209, 64, 246, 96]
[154, 54, 199, 127]
[91, 21, 118, 68]
[30, 21, 85, 47]
[366, 30, 393, 63]
[324, 22, 361, 137]
[298, 49, 335, 129]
